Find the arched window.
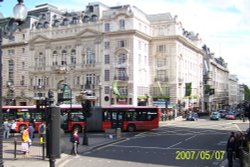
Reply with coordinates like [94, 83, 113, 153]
[61, 50, 67, 65]
[71, 49, 76, 64]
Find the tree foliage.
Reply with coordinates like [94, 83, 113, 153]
[244, 85, 250, 101]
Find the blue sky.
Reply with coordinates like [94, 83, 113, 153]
[1, 0, 250, 86]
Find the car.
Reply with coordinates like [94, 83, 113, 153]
[225, 112, 237, 120]
[218, 110, 227, 118]
[186, 112, 198, 121]
[210, 112, 220, 120]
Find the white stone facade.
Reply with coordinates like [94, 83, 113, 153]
[1, 3, 206, 108]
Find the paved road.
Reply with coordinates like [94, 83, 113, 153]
[59, 118, 249, 167]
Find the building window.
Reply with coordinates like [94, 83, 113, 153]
[104, 23, 110, 32]
[118, 68, 127, 80]
[76, 76, 80, 85]
[118, 53, 126, 65]
[8, 60, 14, 82]
[71, 49, 76, 64]
[104, 54, 110, 64]
[21, 76, 25, 86]
[86, 48, 95, 65]
[8, 49, 15, 55]
[157, 58, 166, 67]
[104, 41, 110, 49]
[52, 51, 58, 65]
[119, 19, 125, 30]
[118, 40, 125, 48]
[104, 70, 110, 81]
[22, 62, 25, 69]
[61, 50, 67, 65]
[157, 45, 166, 52]
[104, 86, 110, 94]
[156, 70, 167, 82]
[85, 74, 96, 88]
[22, 48, 25, 53]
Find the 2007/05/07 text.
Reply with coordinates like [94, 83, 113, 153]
[176, 150, 225, 160]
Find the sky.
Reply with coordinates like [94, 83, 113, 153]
[1, 0, 250, 86]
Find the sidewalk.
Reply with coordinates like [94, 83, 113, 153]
[3, 133, 127, 167]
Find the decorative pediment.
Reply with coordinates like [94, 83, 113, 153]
[76, 28, 101, 38]
[114, 48, 129, 55]
[29, 35, 50, 43]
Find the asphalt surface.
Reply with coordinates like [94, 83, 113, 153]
[58, 118, 250, 167]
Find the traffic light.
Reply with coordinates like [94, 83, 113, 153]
[83, 100, 92, 118]
[46, 106, 61, 159]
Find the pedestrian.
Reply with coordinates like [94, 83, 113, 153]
[70, 129, 80, 155]
[21, 126, 30, 157]
[28, 123, 35, 143]
[235, 132, 241, 159]
[3, 119, 11, 139]
[226, 132, 236, 167]
[38, 121, 46, 143]
[10, 120, 17, 137]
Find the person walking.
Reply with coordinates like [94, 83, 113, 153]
[3, 119, 11, 139]
[10, 120, 17, 137]
[28, 123, 35, 146]
[226, 132, 236, 167]
[21, 127, 30, 157]
[70, 129, 80, 155]
[38, 121, 46, 143]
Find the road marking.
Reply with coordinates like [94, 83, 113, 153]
[167, 141, 182, 148]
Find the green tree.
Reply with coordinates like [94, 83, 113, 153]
[244, 85, 250, 100]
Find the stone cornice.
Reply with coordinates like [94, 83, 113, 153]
[152, 35, 203, 54]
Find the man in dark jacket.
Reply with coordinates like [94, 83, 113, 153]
[226, 132, 236, 167]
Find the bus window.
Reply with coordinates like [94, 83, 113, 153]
[103, 110, 111, 121]
[125, 111, 137, 121]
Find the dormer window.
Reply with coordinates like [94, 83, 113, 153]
[44, 22, 49, 29]
[92, 15, 98, 22]
[53, 20, 60, 27]
[62, 18, 69, 26]
[71, 17, 79, 25]
[83, 16, 90, 23]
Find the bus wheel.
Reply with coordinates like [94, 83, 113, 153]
[127, 124, 136, 132]
[19, 124, 27, 132]
[73, 125, 82, 133]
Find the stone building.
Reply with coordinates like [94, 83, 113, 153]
[1, 2, 203, 108]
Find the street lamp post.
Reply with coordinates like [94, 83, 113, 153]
[99, 82, 102, 106]
[0, 1, 27, 166]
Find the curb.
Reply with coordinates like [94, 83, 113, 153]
[56, 137, 127, 167]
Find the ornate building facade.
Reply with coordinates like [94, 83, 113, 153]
[2, 2, 205, 109]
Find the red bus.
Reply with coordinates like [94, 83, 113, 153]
[99, 105, 160, 132]
[2, 105, 85, 133]
[3, 105, 160, 132]
[2, 105, 42, 132]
